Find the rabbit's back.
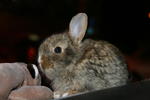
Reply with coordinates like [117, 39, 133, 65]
[72, 39, 128, 91]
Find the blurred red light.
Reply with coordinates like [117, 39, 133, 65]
[148, 12, 150, 19]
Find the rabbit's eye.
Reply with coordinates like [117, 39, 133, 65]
[54, 46, 62, 54]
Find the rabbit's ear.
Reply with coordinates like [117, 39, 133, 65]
[69, 13, 88, 44]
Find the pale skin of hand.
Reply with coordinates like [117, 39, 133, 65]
[0, 63, 53, 100]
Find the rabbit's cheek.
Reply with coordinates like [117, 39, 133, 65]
[40, 55, 54, 70]
[53, 55, 62, 61]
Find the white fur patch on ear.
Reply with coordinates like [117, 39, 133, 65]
[32, 64, 39, 79]
[70, 20, 81, 38]
[69, 13, 88, 44]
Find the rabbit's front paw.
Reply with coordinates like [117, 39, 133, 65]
[54, 92, 69, 99]
[53, 90, 78, 99]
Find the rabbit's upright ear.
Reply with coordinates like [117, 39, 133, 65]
[69, 13, 88, 44]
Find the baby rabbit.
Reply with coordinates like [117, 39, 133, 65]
[38, 13, 128, 98]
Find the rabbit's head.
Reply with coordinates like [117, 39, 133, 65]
[38, 13, 88, 80]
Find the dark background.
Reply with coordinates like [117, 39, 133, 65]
[0, 0, 150, 81]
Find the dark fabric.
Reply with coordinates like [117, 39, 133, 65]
[60, 80, 150, 100]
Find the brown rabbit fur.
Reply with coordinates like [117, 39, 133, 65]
[38, 13, 128, 98]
